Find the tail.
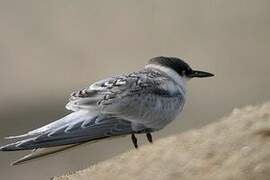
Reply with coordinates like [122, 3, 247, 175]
[9, 137, 120, 166]
[10, 144, 83, 166]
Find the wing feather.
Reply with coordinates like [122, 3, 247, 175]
[0, 113, 134, 151]
[66, 70, 181, 115]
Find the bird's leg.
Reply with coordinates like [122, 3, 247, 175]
[131, 134, 138, 149]
[146, 133, 153, 143]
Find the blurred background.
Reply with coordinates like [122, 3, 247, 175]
[0, 0, 269, 179]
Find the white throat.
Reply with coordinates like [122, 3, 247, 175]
[145, 64, 189, 90]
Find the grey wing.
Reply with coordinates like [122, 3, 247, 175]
[0, 111, 134, 151]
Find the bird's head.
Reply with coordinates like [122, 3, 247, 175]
[147, 56, 214, 79]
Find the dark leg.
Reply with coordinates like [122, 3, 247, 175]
[131, 134, 138, 149]
[146, 133, 153, 143]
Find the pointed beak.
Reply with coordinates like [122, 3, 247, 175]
[189, 70, 215, 78]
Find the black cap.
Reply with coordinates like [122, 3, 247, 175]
[149, 56, 214, 78]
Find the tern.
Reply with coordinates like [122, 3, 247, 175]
[0, 56, 214, 165]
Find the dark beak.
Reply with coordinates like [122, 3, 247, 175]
[188, 70, 214, 78]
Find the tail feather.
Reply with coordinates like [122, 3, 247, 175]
[10, 144, 83, 166]
[9, 135, 122, 166]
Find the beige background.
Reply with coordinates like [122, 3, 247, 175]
[0, 0, 269, 179]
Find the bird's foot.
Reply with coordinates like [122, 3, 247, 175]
[146, 133, 153, 143]
[131, 134, 138, 149]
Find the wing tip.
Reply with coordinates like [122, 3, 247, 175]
[0, 143, 12, 151]
[0, 144, 17, 151]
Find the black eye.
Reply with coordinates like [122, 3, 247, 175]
[182, 70, 186, 76]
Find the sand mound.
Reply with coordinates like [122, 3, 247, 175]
[54, 102, 270, 180]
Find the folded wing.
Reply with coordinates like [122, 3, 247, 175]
[66, 72, 182, 120]
[0, 111, 133, 151]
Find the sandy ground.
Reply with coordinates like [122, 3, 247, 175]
[54, 102, 270, 180]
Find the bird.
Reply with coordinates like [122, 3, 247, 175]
[0, 56, 214, 165]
